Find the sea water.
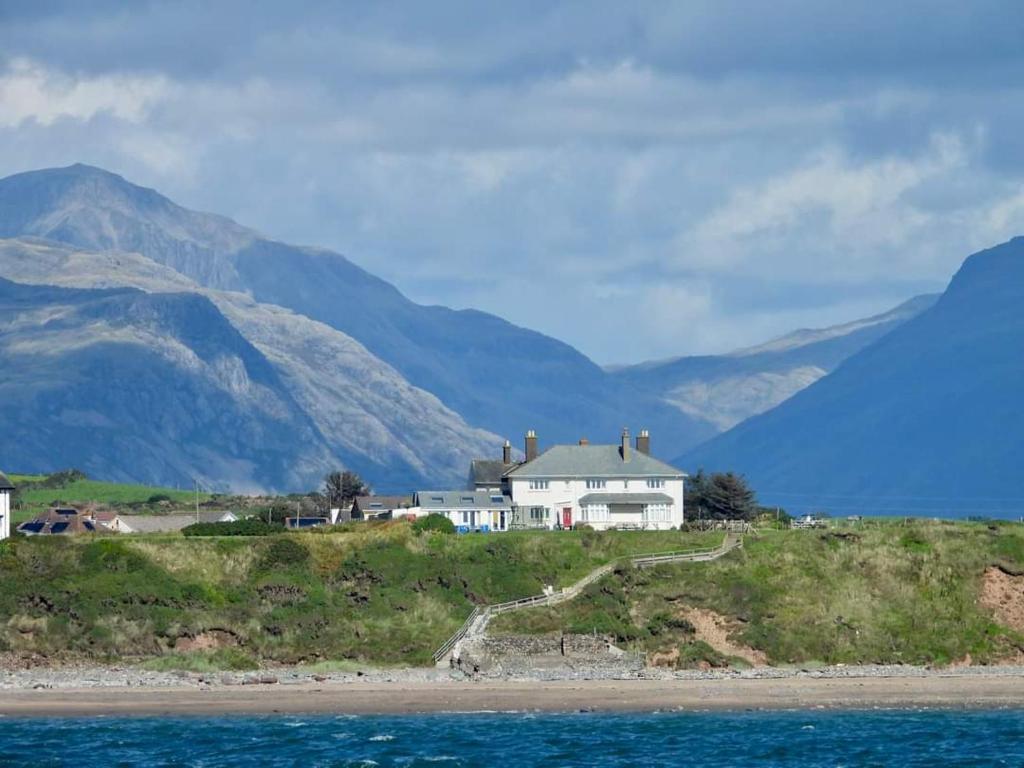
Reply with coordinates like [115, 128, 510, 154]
[1, 709, 1022, 766]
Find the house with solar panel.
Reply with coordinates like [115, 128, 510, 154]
[0, 471, 13, 541]
[499, 429, 686, 531]
[18, 506, 103, 536]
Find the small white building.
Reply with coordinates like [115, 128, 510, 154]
[0, 471, 13, 541]
[413, 490, 513, 532]
[505, 429, 686, 531]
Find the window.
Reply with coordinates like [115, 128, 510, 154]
[585, 479, 606, 489]
[646, 478, 665, 489]
[530, 506, 548, 520]
[643, 503, 671, 522]
[461, 511, 469, 524]
[490, 495, 505, 504]
[529, 480, 549, 490]
[582, 503, 609, 522]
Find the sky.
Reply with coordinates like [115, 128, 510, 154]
[2, 1, 1024, 364]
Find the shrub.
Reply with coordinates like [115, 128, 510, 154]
[182, 519, 277, 537]
[645, 611, 696, 637]
[257, 537, 310, 570]
[147, 493, 173, 504]
[411, 514, 455, 535]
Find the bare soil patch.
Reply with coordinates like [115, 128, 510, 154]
[175, 630, 239, 652]
[679, 607, 768, 667]
[980, 566, 1024, 632]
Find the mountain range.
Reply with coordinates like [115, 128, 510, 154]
[681, 237, 1024, 518]
[0, 163, 985, 501]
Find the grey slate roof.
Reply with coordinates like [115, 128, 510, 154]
[469, 460, 517, 487]
[505, 444, 685, 479]
[578, 492, 675, 505]
[118, 511, 234, 533]
[0, 471, 14, 490]
[416, 490, 512, 510]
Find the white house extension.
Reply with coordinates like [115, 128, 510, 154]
[0, 471, 13, 541]
[504, 429, 686, 531]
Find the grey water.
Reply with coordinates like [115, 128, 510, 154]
[1, 709, 1022, 766]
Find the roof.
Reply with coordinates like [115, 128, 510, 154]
[17, 507, 100, 535]
[469, 460, 517, 486]
[118, 511, 232, 533]
[506, 444, 685, 479]
[0, 471, 14, 491]
[415, 490, 512, 510]
[578, 492, 675, 505]
[351, 495, 413, 511]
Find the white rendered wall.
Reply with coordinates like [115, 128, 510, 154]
[0, 490, 10, 540]
[508, 476, 684, 530]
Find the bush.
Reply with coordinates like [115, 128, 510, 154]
[147, 493, 173, 504]
[182, 519, 277, 537]
[645, 611, 695, 637]
[257, 537, 310, 570]
[411, 514, 455, 535]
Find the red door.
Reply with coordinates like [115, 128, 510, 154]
[562, 507, 572, 529]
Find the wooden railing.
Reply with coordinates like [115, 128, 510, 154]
[431, 534, 742, 663]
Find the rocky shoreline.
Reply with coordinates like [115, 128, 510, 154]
[4, 661, 1024, 691]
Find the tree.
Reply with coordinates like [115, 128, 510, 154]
[324, 470, 368, 508]
[685, 469, 711, 514]
[702, 472, 757, 521]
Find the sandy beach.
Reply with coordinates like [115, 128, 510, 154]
[4, 672, 1024, 717]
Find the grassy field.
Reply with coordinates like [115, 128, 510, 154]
[8, 473, 212, 524]
[491, 519, 1024, 668]
[0, 523, 719, 668]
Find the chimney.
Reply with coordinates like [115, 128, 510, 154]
[578, 437, 589, 446]
[636, 429, 650, 456]
[502, 439, 512, 464]
[525, 430, 538, 462]
[620, 428, 631, 462]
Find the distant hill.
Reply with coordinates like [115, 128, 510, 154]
[611, 295, 936, 432]
[0, 164, 705, 458]
[0, 238, 500, 492]
[0, 277, 335, 492]
[680, 237, 1024, 517]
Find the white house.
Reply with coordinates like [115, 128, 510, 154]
[0, 471, 13, 541]
[413, 490, 513, 532]
[504, 429, 686, 531]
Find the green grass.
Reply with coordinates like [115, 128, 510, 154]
[9, 475, 212, 524]
[491, 519, 1024, 668]
[0, 523, 717, 668]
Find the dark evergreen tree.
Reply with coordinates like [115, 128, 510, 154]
[703, 472, 757, 520]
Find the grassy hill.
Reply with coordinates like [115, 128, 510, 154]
[492, 519, 1024, 668]
[0, 524, 718, 669]
[8, 472, 212, 524]
[4, 518, 1024, 670]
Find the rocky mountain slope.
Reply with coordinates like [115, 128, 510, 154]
[0, 164, 706, 458]
[0, 238, 499, 491]
[611, 295, 936, 432]
[680, 237, 1024, 517]
[0, 277, 336, 492]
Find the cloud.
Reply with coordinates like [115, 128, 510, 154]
[1, 3, 1024, 363]
[0, 58, 166, 127]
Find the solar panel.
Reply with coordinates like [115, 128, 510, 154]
[20, 522, 44, 533]
[83, 521, 96, 531]
[56, 509, 77, 516]
[50, 522, 69, 533]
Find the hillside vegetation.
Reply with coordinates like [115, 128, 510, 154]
[492, 520, 1024, 668]
[0, 524, 717, 668]
[9, 472, 211, 525]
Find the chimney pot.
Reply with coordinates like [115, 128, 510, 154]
[578, 437, 589, 446]
[525, 430, 538, 462]
[502, 439, 512, 464]
[636, 429, 650, 455]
